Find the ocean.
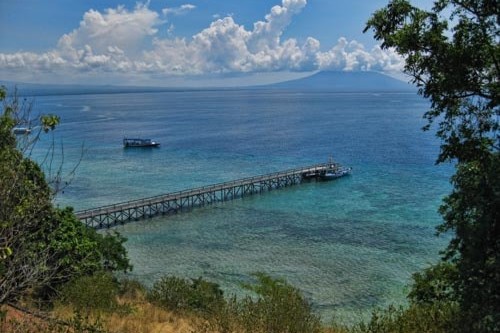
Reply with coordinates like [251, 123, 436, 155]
[29, 89, 452, 323]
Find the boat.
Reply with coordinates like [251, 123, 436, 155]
[123, 138, 160, 148]
[320, 166, 352, 180]
[12, 127, 32, 135]
[318, 155, 352, 180]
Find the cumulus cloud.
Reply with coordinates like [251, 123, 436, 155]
[316, 38, 405, 72]
[144, 0, 322, 74]
[58, 3, 161, 55]
[0, 0, 405, 84]
[249, 0, 306, 52]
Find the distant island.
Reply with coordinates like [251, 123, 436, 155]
[1, 71, 414, 96]
[263, 71, 414, 92]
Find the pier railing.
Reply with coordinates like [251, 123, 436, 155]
[75, 162, 333, 229]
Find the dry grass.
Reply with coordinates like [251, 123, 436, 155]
[1, 297, 201, 333]
[2, 292, 345, 333]
[1, 305, 55, 333]
[100, 301, 196, 333]
[50, 291, 204, 333]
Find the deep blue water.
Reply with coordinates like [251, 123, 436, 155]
[30, 89, 452, 323]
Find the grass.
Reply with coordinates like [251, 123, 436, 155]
[3, 297, 200, 333]
[2, 283, 345, 333]
[1, 273, 456, 333]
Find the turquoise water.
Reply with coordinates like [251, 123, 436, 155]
[30, 90, 451, 323]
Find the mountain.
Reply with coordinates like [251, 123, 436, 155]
[265, 71, 415, 92]
[1, 71, 415, 96]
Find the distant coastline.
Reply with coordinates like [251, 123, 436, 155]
[1, 71, 415, 97]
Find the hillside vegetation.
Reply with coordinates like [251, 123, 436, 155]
[1, 0, 498, 331]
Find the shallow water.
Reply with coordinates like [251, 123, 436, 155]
[30, 89, 451, 323]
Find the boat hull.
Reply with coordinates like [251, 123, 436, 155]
[319, 167, 352, 180]
[123, 138, 160, 148]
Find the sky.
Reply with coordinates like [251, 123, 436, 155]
[0, 0, 435, 87]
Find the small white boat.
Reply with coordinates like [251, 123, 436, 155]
[320, 166, 352, 180]
[12, 127, 32, 135]
[319, 155, 352, 180]
[123, 138, 160, 148]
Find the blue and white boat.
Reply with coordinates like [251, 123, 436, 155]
[12, 127, 32, 135]
[320, 166, 352, 180]
[319, 156, 352, 180]
[123, 138, 160, 148]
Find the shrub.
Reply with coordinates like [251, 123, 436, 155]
[118, 278, 147, 300]
[58, 272, 119, 313]
[408, 262, 458, 304]
[236, 272, 322, 333]
[353, 302, 458, 333]
[147, 276, 225, 315]
[154, 273, 322, 333]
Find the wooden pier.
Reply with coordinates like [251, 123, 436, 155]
[75, 163, 336, 229]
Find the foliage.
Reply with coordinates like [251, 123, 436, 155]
[408, 262, 458, 304]
[40, 114, 60, 133]
[58, 272, 120, 313]
[0, 86, 131, 306]
[34, 207, 102, 299]
[364, 0, 498, 164]
[147, 276, 225, 315]
[365, 1, 499, 331]
[35, 207, 132, 300]
[64, 311, 109, 333]
[437, 154, 500, 331]
[147, 273, 321, 333]
[235, 272, 322, 333]
[96, 231, 132, 273]
[0, 88, 55, 303]
[118, 278, 147, 299]
[353, 302, 458, 333]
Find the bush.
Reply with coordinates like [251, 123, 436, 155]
[147, 276, 225, 315]
[236, 273, 322, 333]
[408, 262, 458, 304]
[58, 272, 119, 313]
[118, 278, 147, 300]
[353, 302, 458, 333]
[149, 273, 321, 333]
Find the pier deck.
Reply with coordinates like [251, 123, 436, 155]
[75, 163, 338, 229]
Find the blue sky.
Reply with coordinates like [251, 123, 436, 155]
[0, 0, 434, 86]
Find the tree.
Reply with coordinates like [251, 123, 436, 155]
[34, 207, 132, 300]
[0, 90, 56, 303]
[365, 1, 499, 332]
[0, 86, 132, 306]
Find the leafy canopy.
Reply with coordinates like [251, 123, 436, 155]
[365, 1, 499, 332]
[0, 86, 132, 305]
[365, 0, 498, 164]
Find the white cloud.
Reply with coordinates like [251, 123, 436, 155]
[58, 3, 161, 56]
[316, 38, 405, 72]
[0, 51, 66, 70]
[0, 0, 405, 85]
[167, 23, 175, 35]
[249, 0, 306, 52]
[144, 0, 317, 74]
[162, 4, 196, 16]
